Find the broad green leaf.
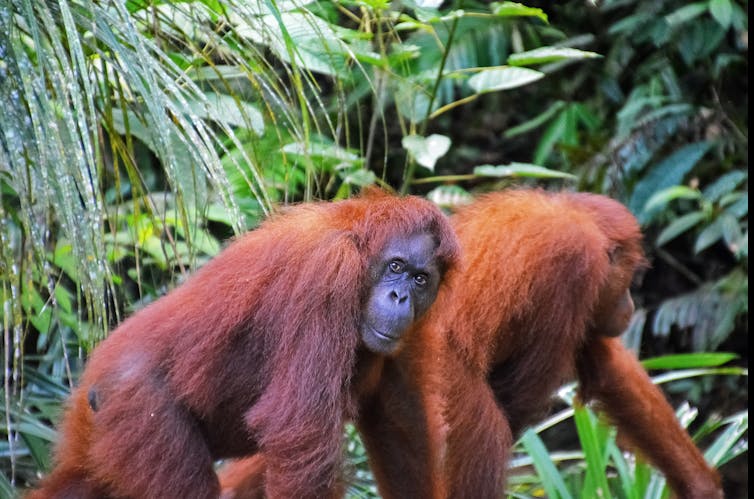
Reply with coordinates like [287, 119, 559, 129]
[614, 114, 683, 169]
[737, 231, 748, 258]
[205, 204, 238, 228]
[282, 141, 360, 162]
[412, 6, 466, 24]
[393, 81, 433, 123]
[426, 185, 473, 208]
[656, 211, 706, 246]
[729, 2, 748, 31]
[616, 96, 672, 134]
[719, 213, 744, 253]
[473, 163, 576, 179]
[232, 12, 351, 76]
[358, 0, 391, 8]
[677, 16, 727, 65]
[702, 170, 747, 202]
[608, 12, 654, 36]
[185, 228, 221, 257]
[402, 134, 452, 171]
[415, 0, 444, 8]
[709, 0, 734, 29]
[722, 193, 748, 218]
[508, 47, 601, 67]
[643, 185, 701, 213]
[340, 169, 377, 187]
[664, 3, 708, 26]
[491, 2, 548, 23]
[694, 216, 725, 253]
[629, 141, 712, 224]
[468, 66, 544, 94]
[187, 93, 265, 136]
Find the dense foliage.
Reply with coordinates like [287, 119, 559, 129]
[1, 0, 747, 497]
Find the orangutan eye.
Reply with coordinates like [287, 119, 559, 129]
[389, 260, 404, 273]
[414, 274, 428, 286]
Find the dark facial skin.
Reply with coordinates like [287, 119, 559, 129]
[361, 232, 442, 354]
[86, 233, 443, 412]
[593, 289, 635, 337]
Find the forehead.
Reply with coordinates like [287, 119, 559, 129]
[381, 232, 439, 267]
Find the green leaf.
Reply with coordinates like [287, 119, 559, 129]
[656, 211, 706, 246]
[520, 429, 573, 499]
[629, 141, 712, 224]
[650, 367, 748, 386]
[415, 0, 444, 8]
[393, 80, 433, 124]
[641, 352, 738, 370]
[16, 421, 59, 442]
[562, 104, 578, 146]
[606, 441, 642, 499]
[426, 185, 473, 208]
[340, 169, 377, 187]
[189, 65, 249, 82]
[573, 405, 612, 499]
[473, 163, 576, 179]
[701, 170, 747, 203]
[508, 47, 601, 67]
[0, 473, 13, 499]
[677, 17, 727, 65]
[709, 0, 734, 29]
[282, 141, 360, 163]
[19, 432, 53, 471]
[234, 11, 351, 76]
[722, 193, 748, 219]
[491, 2, 548, 23]
[704, 411, 749, 467]
[608, 12, 654, 36]
[719, 213, 744, 253]
[186, 93, 265, 136]
[51, 241, 78, 282]
[572, 103, 601, 131]
[664, 3, 708, 26]
[694, 216, 725, 253]
[504, 101, 566, 138]
[24, 369, 74, 400]
[643, 185, 701, 213]
[468, 66, 544, 94]
[402, 134, 452, 171]
[205, 204, 238, 228]
[534, 108, 568, 164]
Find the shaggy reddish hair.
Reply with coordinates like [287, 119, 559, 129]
[218, 189, 720, 499]
[28, 190, 458, 499]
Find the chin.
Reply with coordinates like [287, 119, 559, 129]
[362, 328, 404, 355]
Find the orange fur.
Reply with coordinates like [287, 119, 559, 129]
[219, 189, 722, 498]
[27, 191, 458, 499]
